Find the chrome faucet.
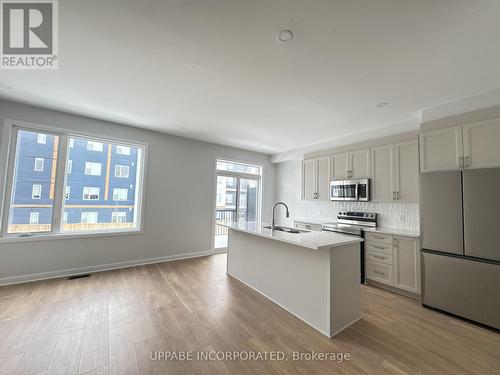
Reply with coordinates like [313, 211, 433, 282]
[271, 202, 290, 232]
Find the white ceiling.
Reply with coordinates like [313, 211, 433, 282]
[1, 0, 500, 154]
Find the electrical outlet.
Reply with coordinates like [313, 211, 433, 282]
[161, 240, 167, 248]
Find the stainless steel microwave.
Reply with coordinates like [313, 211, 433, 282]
[329, 179, 370, 201]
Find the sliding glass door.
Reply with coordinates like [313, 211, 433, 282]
[214, 160, 262, 250]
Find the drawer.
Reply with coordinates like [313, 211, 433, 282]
[294, 222, 322, 231]
[366, 250, 393, 265]
[366, 261, 394, 286]
[365, 232, 393, 245]
[365, 241, 393, 255]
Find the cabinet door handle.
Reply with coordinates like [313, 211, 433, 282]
[392, 191, 395, 200]
[393, 238, 398, 247]
[373, 235, 385, 240]
[396, 191, 400, 200]
[373, 245, 386, 250]
[459, 156, 464, 168]
[373, 255, 386, 260]
[374, 270, 385, 275]
[465, 156, 470, 168]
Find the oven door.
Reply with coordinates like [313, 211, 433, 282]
[330, 180, 358, 201]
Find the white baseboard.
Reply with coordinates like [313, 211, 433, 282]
[0, 250, 213, 286]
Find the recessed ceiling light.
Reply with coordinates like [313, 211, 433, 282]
[277, 30, 293, 43]
[376, 102, 388, 108]
[0, 83, 11, 90]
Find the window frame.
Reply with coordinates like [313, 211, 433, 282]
[0, 120, 148, 241]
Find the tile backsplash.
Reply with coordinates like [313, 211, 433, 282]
[291, 200, 420, 232]
[275, 159, 420, 233]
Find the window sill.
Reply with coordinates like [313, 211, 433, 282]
[0, 229, 143, 244]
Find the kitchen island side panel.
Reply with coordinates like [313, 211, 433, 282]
[227, 229, 331, 335]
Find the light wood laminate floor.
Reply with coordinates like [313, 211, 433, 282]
[0, 254, 499, 375]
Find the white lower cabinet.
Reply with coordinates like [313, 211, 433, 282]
[393, 236, 420, 294]
[365, 233, 420, 295]
[366, 261, 393, 285]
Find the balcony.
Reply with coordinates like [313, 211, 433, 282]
[215, 208, 236, 249]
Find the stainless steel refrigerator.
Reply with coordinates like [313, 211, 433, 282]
[420, 168, 500, 329]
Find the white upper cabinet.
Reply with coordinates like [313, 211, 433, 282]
[462, 118, 500, 169]
[419, 126, 463, 172]
[420, 118, 500, 172]
[302, 158, 316, 200]
[302, 156, 330, 201]
[394, 140, 419, 202]
[370, 140, 418, 202]
[332, 149, 370, 179]
[316, 156, 331, 201]
[371, 144, 394, 202]
[350, 149, 371, 178]
[331, 153, 349, 180]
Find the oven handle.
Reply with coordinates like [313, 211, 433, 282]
[355, 181, 359, 200]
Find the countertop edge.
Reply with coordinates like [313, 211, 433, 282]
[225, 225, 363, 250]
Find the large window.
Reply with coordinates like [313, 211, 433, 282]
[1, 125, 145, 236]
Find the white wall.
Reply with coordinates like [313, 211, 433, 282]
[0, 99, 275, 283]
[275, 159, 419, 231]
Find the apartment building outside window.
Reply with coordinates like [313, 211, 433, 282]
[1, 125, 146, 236]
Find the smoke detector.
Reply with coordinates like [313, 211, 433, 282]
[277, 30, 293, 43]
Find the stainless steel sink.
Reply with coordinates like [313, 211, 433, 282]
[263, 225, 309, 234]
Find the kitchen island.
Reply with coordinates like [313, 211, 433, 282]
[224, 222, 363, 337]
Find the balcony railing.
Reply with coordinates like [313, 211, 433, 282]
[215, 208, 236, 236]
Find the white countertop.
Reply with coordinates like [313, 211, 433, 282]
[223, 222, 363, 251]
[363, 227, 420, 238]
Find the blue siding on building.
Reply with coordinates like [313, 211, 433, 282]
[10, 130, 139, 228]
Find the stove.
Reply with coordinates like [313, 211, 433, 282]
[322, 211, 378, 284]
[321, 211, 377, 236]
